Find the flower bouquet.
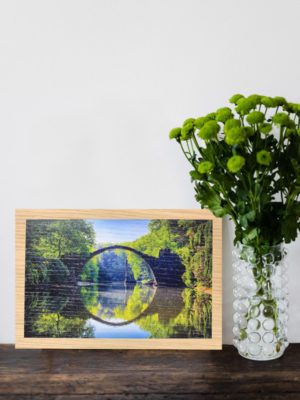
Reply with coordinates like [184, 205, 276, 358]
[170, 94, 300, 359]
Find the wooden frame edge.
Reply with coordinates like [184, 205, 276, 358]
[15, 209, 222, 350]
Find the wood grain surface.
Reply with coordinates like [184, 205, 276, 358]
[15, 209, 222, 349]
[0, 344, 299, 399]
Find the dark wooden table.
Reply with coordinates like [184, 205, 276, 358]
[0, 344, 299, 399]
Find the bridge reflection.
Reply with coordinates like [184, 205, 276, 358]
[25, 281, 212, 339]
[25, 281, 186, 329]
[59, 282, 185, 327]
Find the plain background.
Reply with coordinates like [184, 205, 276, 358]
[0, 0, 299, 344]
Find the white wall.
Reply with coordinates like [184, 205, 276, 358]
[0, 0, 299, 344]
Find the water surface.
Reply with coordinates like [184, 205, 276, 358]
[25, 282, 212, 339]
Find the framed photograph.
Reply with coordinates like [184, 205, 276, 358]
[15, 209, 222, 349]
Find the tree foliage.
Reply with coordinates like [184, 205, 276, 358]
[25, 219, 96, 285]
[26, 219, 95, 258]
[122, 219, 212, 287]
[114, 287, 212, 338]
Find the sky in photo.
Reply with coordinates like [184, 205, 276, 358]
[88, 219, 151, 244]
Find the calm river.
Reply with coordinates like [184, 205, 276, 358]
[25, 282, 212, 339]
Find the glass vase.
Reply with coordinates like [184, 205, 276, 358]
[232, 243, 288, 361]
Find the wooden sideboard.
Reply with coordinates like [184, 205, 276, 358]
[0, 344, 299, 399]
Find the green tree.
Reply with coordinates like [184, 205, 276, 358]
[80, 256, 99, 283]
[26, 220, 96, 258]
[25, 220, 96, 284]
[122, 219, 213, 287]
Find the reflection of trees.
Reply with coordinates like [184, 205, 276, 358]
[25, 284, 94, 338]
[80, 284, 100, 315]
[33, 313, 94, 338]
[110, 286, 212, 339]
[179, 288, 212, 337]
[25, 290, 50, 337]
[25, 283, 211, 338]
[80, 283, 156, 323]
[113, 284, 155, 321]
[121, 288, 212, 339]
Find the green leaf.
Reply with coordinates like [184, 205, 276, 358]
[242, 227, 258, 244]
[212, 206, 227, 218]
[236, 187, 248, 202]
[237, 201, 246, 214]
[282, 215, 298, 243]
[248, 228, 258, 240]
[246, 210, 256, 222]
[197, 183, 221, 209]
[291, 158, 300, 179]
[239, 214, 248, 228]
[289, 202, 300, 216]
[190, 170, 202, 181]
[196, 183, 227, 218]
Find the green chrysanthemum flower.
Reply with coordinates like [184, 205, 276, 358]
[181, 122, 194, 140]
[246, 111, 265, 125]
[216, 107, 233, 123]
[169, 127, 182, 139]
[183, 118, 195, 127]
[224, 118, 241, 133]
[294, 104, 300, 113]
[244, 126, 254, 136]
[247, 94, 262, 106]
[198, 161, 214, 174]
[198, 120, 220, 140]
[229, 94, 244, 104]
[259, 122, 272, 135]
[283, 103, 295, 113]
[227, 155, 246, 173]
[257, 150, 271, 166]
[286, 128, 297, 137]
[195, 116, 210, 129]
[273, 96, 287, 107]
[272, 113, 291, 127]
[261, 96, 275, 108]
[288, 103, 300, 114]
[225, 127, 247, 146]
[235, 97, 256, 115]
[206, 112, 216, 120]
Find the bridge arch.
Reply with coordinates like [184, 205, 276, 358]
[85, 245, 158, 286]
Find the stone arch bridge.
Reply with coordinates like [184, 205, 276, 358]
[62, 245, 185, 287]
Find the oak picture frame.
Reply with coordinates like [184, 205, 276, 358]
[15, 209, 222, 349]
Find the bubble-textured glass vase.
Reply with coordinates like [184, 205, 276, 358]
[232, 243, 288, 361]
